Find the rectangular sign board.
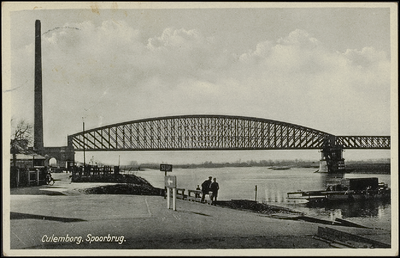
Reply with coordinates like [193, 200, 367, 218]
[160, 164, 173, 172]
[164, 175, 177, 188]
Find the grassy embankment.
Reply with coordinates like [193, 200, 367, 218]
[79, 174, 163, 195]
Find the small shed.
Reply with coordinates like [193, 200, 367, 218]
[10, 153, 46, 168]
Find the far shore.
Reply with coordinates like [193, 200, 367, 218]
[120, 161, 390, 174]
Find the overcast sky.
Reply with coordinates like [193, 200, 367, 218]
[3, 3, 395, 164]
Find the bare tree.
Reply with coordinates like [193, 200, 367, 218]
[11, 118, 33, 168]
[11, 119, 33, 145]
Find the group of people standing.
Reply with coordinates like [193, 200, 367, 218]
[200, 176, 219, 205]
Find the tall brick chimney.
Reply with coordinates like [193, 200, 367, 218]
[34, 20, 44, 152]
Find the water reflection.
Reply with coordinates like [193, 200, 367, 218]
[306, 198, 391, 218]
[321, 172, 345, 187]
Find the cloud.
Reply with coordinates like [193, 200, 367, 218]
[277, 29, 320, 47]
[344, 47, 388, 67]
[10, 21, 391, 146]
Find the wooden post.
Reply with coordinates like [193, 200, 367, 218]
[255, 185, 257, 202]
[16, 169, 20, 187]
[164, 171, 167, 199]
[36, 169, 40, 185]
[277, 191, 281, 203]
[172, 187, 176, 211]
[167, 187, 170, 209]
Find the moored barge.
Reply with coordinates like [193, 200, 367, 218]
[287, 177, 390, 203]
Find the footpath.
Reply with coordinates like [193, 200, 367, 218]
[6, 173, 394, 256]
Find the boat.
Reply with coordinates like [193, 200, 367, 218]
[287, 177, 390, 203]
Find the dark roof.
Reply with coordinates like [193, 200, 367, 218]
[10, 154, 46, 160]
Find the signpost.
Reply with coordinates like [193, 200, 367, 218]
[160, 164, 173, 176]
[161, 164, 176, 210]
[161, 164, 172, 199]
[164, 175, 177, 211]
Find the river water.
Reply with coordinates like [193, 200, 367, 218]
[134, 167, 391, 230]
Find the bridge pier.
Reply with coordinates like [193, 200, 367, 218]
[318, 152, 328, 173]
[319, 136, 345, 173]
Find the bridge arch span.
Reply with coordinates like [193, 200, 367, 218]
[68, 115, 334, 151]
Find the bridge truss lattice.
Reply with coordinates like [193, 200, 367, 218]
[68, 115, 390, 151]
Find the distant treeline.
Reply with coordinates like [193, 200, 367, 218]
[120, 159, 390, 174]
[345, 162, 391, 174]
[126, 159, 319, 170]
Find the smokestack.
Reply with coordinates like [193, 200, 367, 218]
[34, 20, 44, 152]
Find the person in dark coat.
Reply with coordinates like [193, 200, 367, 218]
[201, 176, 212, 203]
[210, 178, 219, 205]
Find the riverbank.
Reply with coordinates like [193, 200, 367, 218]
[80, 185, 305, 216]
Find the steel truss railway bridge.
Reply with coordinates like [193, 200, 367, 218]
[67, 115, 390, 173]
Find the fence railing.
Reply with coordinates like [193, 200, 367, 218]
[167, 188, 212, 204]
